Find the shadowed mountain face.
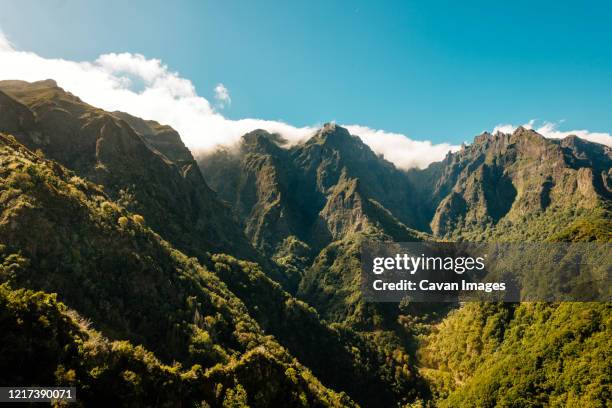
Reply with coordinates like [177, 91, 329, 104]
[112, 110, 196, 165]
[199, 124, 425, 256]
[0, 79, 256, 262]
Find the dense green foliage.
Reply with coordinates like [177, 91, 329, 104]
[0, 283, 209, 407]
[211, 253, 423, 406]
[421, 302, 611, 407]
[417, 202, 611, 406]
[0, 282, 357, 407]
[1, 80, 610, 407]
[550, 207, 612, 242]
[0, 133, 352, 407]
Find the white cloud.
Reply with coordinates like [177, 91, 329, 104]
[214, 83, 231, 109]
[493, 120, 612, 146]
[4, 30, 602, 171]
[0, 31, 312, 151]
[344, 125, 459, 169]
[0, 30, 13, 51]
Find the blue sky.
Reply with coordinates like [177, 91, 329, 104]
[0, 0, 610, 164]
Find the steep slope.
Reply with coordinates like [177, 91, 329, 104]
[0, 281, 355, 408]
[410, 127, 611, 240]
[0, 79, 256, 263]
[420, 302, 611, 407]
[416, 172, 611, 406]
[0, 132, 353, 407]
[210, 254, 424, 407]
[200, 130, 306, 258]
[200, 124, 427, 329]
[112, 110, 195, 164]
[293, 123, 426, 233]
[0, 283, 214, 407]
[200, 124, 426, 254]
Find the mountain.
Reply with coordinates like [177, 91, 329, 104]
[0, 82, 429, 407]
[410, 127, 611, 240]
[202, 122, 611, 251]
[198, 120, 610, 407]
[199, 123, 612, 326]
[200, 124, 426, 252]
[0, 132, 353, 407]
[419, 302, 610, 407]
[112, 110, 196, 164]
[199, 124, 428, 329]
[0, 79, 256, 264]
[1, 80, 610, 407]
[209, 254, 424, 407]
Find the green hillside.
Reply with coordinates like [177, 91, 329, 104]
[0, 80, 610, 407]
[0, 132, 352, 407]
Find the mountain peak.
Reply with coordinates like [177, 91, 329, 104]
[319, 122, 351, 138]
[35, 79, 58, 88]
[512, 125, 541, 138]
[473, 130, 511, 146]
[241, 129, 288, 154]
[472, 126, 546, 148]
[307, 123, 363, 150]
[112, 111, 194, 164]
[0, 78, 57, 89]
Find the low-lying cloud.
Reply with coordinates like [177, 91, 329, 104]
[0, 30, 462, 169]
[0, 30, 607, 171]
[344, 125, 458, 169]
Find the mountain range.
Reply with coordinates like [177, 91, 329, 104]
[0, 79, 609, 407]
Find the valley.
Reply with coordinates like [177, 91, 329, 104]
[0, 79, 609, 407]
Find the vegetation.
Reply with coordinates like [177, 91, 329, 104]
[420, 302, 611, 407]
[211, 253, 424, 406]
[0, 133, 351, 407]
[0, 79, 257, 267]
[1, 81, 610, 407]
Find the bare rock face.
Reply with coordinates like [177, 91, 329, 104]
[424, 127, 611, 237]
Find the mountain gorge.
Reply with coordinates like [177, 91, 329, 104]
[0, 80, 610, 407]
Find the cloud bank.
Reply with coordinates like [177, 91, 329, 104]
[0, 30, 462, 169]
[344, 125, 458, 169]
[493, 120, 612, 147]
[0, 30, 607, 170]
